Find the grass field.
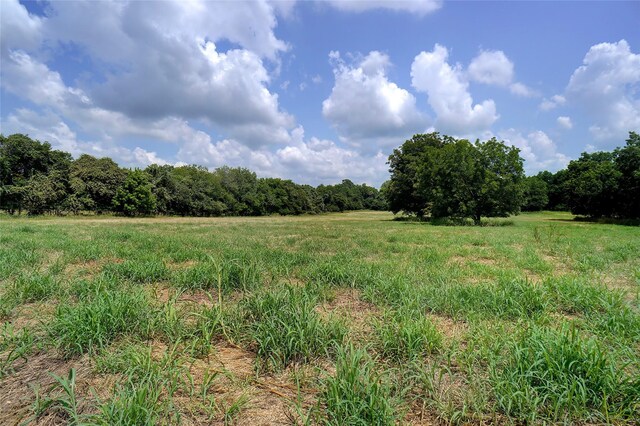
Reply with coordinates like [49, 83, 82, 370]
[0, 211, 639, 425]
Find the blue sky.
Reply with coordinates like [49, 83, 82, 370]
[1, 0, 639, 186]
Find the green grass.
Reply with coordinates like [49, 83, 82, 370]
[49, 287, 154, 358]
[493, 325, 640, 423]
[239, 285, 346, 371]
[320, 345, 399, 425]
[0, 211, 638, 424]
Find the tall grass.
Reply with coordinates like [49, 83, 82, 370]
[49, 288, 154, 358]
[240, 286, 346, 371]
[492, 325, 640, 423]
[320, 345, 399, 425]
[374, 308, 442, 361]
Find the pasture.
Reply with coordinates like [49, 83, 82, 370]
[0, 211, 639, 425]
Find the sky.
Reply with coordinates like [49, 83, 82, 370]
[1, 0, 639, 186]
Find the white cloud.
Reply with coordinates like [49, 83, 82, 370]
[557, 116, 573, 130]
[411, 44, 498, 134]
[1, 50, 70, 107]
[177, 126, 388, 185]
[325, 0, 442, 15]
[0, 0, 42, 53]
[323, 51, 427, 148]
[468, 50, 514, 86]
[565, 40, 640, 142]
[1, 0, 296, 149]
[468, 49, 538, 97]
[499, 129, 570, 173]
[0, 109, 172, 167]
[509, 82, 538, 98]
[539, 94, 566, 111]
[43, 0, 287, 61]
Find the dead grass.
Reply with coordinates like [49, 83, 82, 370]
[315, 288, 381, 338]
[0, 351, 93, 426]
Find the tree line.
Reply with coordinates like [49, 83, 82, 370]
[382, 131, 640, 222]
[0, 134, 385, 216]
[2, 131, 638, 220]
[520, 131, 639, 219]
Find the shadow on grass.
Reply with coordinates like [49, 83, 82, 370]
[389, 216, 514, 227]
[548, 217, 640, 227]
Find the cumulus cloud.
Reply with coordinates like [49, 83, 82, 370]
[468, 50, 514, 86]
[499, 129, 570, 173]
[0, 0, 296, 149]
[468, 49, 538, 97]
[177, 126, 388, 185]
[1, 108, 171, 167]
[43, 0, 287, 61]
[322, 51, 427, 148]
[0, 0, 42, 53]
[539, 95, 566, 111]
[509, 82, 538, 98]
[557, 116, 573, 130]
[325, 0, 442, 15]
[411, 44, 498, 134]
[565, 40, 640, 142]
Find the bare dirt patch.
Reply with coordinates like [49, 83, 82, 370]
[166, 260, 198, 271]
[316, 288, 381, 337]
[182, 343, 310, 425]
[9, 301, 56, 331]
[427, 314, 469, 343]
[63, 257, 124, 280]
[0, 351, 94, 426]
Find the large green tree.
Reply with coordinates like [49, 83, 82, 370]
[69, 155, 127, 213]
[565, 152, 621, 218]
[0, 134, 72, 214]
[112, 170, 157, 216]
[386, 133, 448, 217]
[614, 132, 640, 218]
[521, 176, 549, 211]
[387, 134, 524, 224]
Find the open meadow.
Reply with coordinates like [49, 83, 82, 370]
[0, 211, 639, 425]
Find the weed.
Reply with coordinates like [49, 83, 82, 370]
[0, 323, 35, 378]
[320, 345, 399, 425]
[49, 288, 153, 357]
[493, 325, 640, 423]
[241, 286, 346, 371]
[374, 308, 442, 361]
[32, 369, 95, 425]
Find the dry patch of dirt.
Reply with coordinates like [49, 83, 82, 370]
[8, 302, 56, 331]
[166, 260, 198, 271]
[427, 314, 469, 343]
[315, 288, 381, 337]
[541, 253, 571, 275]
[38, 251, 63, 273]
[0, 351, 94, 426]
[63, 257, 123, 279]
[181, 343, 311, 425]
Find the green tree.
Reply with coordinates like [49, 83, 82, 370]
[112, 170, 157, 216]
[69, 155, 126, 213]
[565, 151, 621, 218]
[521, 176, 549, 211]
[169, 165, 229, 216]
[23, 170, 70, 215]
[536, 170, 569, 211]
[387, 135, 524, 224]
[386, 133, 448, 216]
[614, 131, 640, 218]
[0, 134, 72, 214]
[145, 164, 177, 215]
[213, 166, 260, 215]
